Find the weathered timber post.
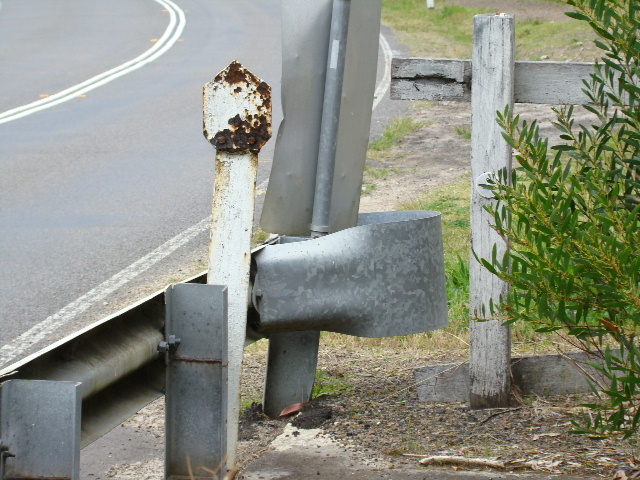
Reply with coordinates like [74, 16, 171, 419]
[203, 61, 272, 468]
[469, 13, 514, 409]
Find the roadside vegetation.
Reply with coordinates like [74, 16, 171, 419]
[482, 0, 640, 441]
[381, 0, 602, 62]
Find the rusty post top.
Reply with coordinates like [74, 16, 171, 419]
[203, 61, 272, 153]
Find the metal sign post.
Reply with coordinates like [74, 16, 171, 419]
[203, 61, 272, 469]
[259, 0, 384, 420]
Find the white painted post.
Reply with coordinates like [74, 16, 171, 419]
[427, 0, 435, 9]
[203, 61, 272, 469]
[469, 14, 514, 409]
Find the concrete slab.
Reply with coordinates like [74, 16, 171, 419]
[238, 425, 590, 480]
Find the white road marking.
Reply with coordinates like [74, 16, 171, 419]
[1, 32, 393, 364]
[373, 33, 392, 110]
[0, 0, 186, 125]
[0, 217, 211, 365]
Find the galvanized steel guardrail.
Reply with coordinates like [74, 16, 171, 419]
[0, 270, 207, 448]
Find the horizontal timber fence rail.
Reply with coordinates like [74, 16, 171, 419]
[392, 57, 595, 105]
[391, 13, 604, 408]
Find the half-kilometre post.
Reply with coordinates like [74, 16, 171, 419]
[203, 61, 272, 471]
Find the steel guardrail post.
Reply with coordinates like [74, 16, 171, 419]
[0, 380, 81, 480]
[164, 284, 228, 480]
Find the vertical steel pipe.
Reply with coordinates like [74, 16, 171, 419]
[310, 0, 352, 237]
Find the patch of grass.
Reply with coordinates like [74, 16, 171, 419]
[313, 368, 353, 397]
[382, 1, 480, 58]
[252, 226, 271, 246]
[381, 0, 601, 61]
[369, 117, 428, 152]
[454, 124, 471, 140]
[515, 18, 598, 61]
[366, 165, 401, 180]
[360, 183, 377, 195]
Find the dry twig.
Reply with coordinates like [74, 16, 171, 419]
[419, 455, 506, 469]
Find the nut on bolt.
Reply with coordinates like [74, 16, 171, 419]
[158, 335, 181, 354]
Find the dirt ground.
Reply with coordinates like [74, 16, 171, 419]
[230, 95, 636, 479]
[236, 346, 637, 479]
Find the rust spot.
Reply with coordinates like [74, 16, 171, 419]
[224, 60, 249, 84]
[213, 112, 271, 153]
[174, 356, 223, 364]
[207, 61, 272, 152]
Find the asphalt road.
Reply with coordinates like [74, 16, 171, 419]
[0, 0, 408, 370]
[0, 0, 283, 366]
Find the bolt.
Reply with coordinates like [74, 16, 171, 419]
[158, 335, 181, 354]
[217, 136, 227, 144]
[247, 136, 257, 145]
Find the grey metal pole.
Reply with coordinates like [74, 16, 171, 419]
[310, 0, 351, 237]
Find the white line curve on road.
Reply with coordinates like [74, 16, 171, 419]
[0, 0, 186, 125]
[373, 33, 392, 111]
[1, 31, 393, 366]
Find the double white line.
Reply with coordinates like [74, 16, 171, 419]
[0, 0, 186, 125]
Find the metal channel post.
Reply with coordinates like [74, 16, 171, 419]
[164, 284, 228, 480]
[202, 62, 272, 469]
[0, 380, 81, 480]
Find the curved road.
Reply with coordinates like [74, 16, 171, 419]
[0, 0, 401, 369]
[0, 0, 283, 367]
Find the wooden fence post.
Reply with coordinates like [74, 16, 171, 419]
[469, 13, 515, 409]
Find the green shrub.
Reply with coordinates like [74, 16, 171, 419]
[483, 0, 640, 440]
